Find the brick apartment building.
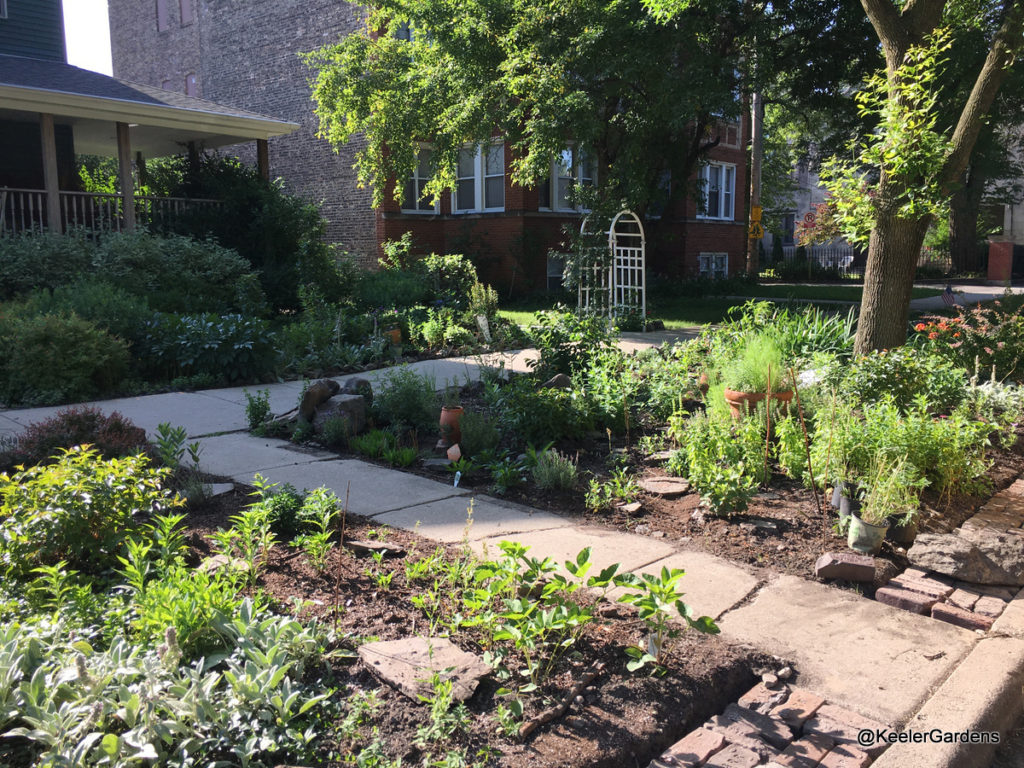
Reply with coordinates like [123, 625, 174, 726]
[108, 0, 749, 293]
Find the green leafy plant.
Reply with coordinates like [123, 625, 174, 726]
[244, 388, 272, 432]
[290, 488, 339, 572]
[615, 567, 720, 670]
[584, 467, 639, 512]
[458, 411, 501, 457]
[532, 449, 578, 491]
[371, 366, 438, 434]
[718, 333, 785, 393]
[350, 429, 397, 459]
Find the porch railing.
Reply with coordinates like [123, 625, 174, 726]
[771, 243, 953, 277]
[1, 188, 222, 236]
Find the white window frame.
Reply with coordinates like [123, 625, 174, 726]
[699, 252, 729, 280]
[0, 1, 8, 20]
[538, 146, 596, 213]
[697, 161, 735, 221]
[451, 142, 505, 214]
[401, 145, 439, 214]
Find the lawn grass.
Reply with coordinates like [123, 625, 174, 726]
[730, 284, 943, 302]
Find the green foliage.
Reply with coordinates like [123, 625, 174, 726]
[9, 279, 153, 345]
[615, 566, 719, 670]
[420, 252, 479, 309]
[320, 415, 352, 448]
[244, 388, 273, 432]
[382, 445, 419, 467]
[468, 281, 500, 321]
[0, 231, 92, 300]
[859, 456, 925, 527]
[0, 313, 129, 405]
[668, 409, 763, 514]
[532, 449, 578, 491]
[718, 334, 785, 393]
[355, 269, 430, 311]
[350, 429, 397, 459]
[250, 476, 306, 540]
[835, 346, 967, 413]
[291, 488, 339, 573]
[528, 308, 616, 380]
[137, 313, 276, 384]
[916, 299, 1024, 382]
[0, 447, 177, 580]
[584, 468, 640, 512]
[1, 406, 148, 472]
[371, 367, 438, 434]
[457, 411, 501, 458]
[486, 376, 596, 444]
[488, 455, 527, 495]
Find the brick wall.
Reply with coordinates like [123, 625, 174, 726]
[108, 0, 377, 265]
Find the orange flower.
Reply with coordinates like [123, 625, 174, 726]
[928, 332, 939, 339]
[914, 323, 927, 331]
[953, 332, 961, 338]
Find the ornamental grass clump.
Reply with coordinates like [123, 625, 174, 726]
[719, 334, 785, 393]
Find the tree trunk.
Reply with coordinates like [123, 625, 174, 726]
[854, 197, 932, 354]
[949, 165, 986, 274]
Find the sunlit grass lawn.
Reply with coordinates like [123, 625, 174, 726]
[731, 284, 943, 302]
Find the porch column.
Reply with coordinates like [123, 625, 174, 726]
[116, 122, 136, 232]
[39, 113, 62, 234]
[256, 139, 270, 181]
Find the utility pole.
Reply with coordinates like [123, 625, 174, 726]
[747, 90, 764, 275]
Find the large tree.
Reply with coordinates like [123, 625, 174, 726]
[824, 0, 1024, 352]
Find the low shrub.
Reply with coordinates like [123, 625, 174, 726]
[0, 446, 177, 579]
[459, 411, 501, 457]
[354, 269, 430, 311]
[136, 313, 276, 383]
[488, 376, 596, 444]
[533, 449, 578, 491]
[0, 230, 92, 300]
[372, 367, 438, 434]
[915, 298, 1024, 382]
[2, 406, 149, 471]
[0, 313, 129, 405]
[8, 279, 153, 345]
[835, 346, 967, 413]
[528, 308, 617, 380]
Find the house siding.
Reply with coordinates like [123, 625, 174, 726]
[0, 0, 65, 62]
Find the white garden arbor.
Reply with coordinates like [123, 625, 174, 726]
[577, 210, 647, 326]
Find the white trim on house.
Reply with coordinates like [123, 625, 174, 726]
[699, 252, 729, 279]
[451, 141, 505, 214]
[697, 161, 735, 221]
[401, 144, 439, 214]
[538, 145, 596, 213]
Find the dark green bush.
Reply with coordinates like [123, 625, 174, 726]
[459, 411, 501, 457]
[354, 269, 430, 310]
[0, 313, 129, 405]
[371, 367, 438, 434]
[489, 377, 596, 444]
[10, 279, 152, 345]
[2, 406, 149, 472]
[420, 252, 478, 308]
[0, 446, 176, 579]
[528, 308, 616, 380]
[835, 346, 967, 413]
[94, 232, 262, 314]
[137, 313, 276, 383]
[0, 230, 92, 300]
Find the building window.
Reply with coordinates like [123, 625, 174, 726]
[782, 213, 796, 246]
[546, 253, 566, 292]
[538, 146, 595, 211]
[180, 0, 194, 25]
[185, 73, 197, 97]
[402, 147, 437, 213]
[0, 1, 8, 20]
[698, 162, 735, 221]
[160, 79, 172, 90]
[156, 0, 169, 31]
[453, 143, 505, 213]
[699, 252, 729, 280]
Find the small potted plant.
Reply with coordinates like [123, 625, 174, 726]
[437, 381, 464, 451]
[719, 335, 793, 418]
[848, 457, 921, 555]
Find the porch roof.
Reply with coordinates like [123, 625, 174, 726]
[0, 54, 298, 156]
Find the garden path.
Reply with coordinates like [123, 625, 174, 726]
[3, 332, 1024, 762]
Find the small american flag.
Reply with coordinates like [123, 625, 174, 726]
[941, 284, 958, 307]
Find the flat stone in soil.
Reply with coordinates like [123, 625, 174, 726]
[704, 743, 762, 768]
[814, 552, 874, 582]
[345, 539, 406, 558]
[721, 702, 793, 749]
[358, 637, 490, 702]
[639, 476, 691, 498]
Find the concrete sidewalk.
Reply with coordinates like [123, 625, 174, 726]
[3, 338, 1023, 764]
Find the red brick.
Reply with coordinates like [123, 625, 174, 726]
[888, 575, 954, 600]
[975, 595, 1009, 618]
[704, 743, 762, 768]
[722, 703, 794, 750]
[704, 716, 780, 761]
[653, 727, 726, 767]
[1008, 478, 1024, 496]
[802, 704, 891, 758]
[819, 743, 872, 768]
[771, 688, 825, 730]
[931, 602, 994, 631]
[737, 682, 789, 714]
[947, 587, 981, 612]
[772, 733, 836, 768]
[875, 586, 936, 614]
[815, 552, 875, 582]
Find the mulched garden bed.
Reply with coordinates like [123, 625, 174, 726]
[185, 483, 773, 767]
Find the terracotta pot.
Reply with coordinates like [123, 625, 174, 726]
[698, 372, 710, 395]
[438, 406, 464, 447]
[722, 388, 794, 419]
[385, 326, 402, 345]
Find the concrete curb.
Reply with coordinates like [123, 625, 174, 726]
[869, 635, 1024, 768]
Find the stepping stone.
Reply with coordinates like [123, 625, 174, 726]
[358, 637, 490, 702]
[618, 501, 643, 514]
[648, 450, 676, 461]
[345, 539, 406, 558]
[639, 476, 690, 498]
[208, 482, 234, 497]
